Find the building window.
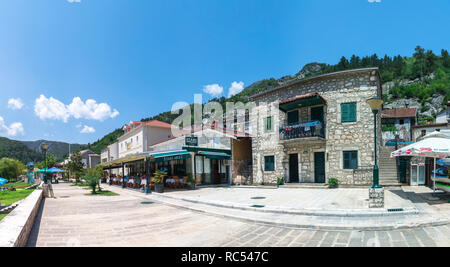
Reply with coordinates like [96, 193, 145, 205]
[399, 119, 404, 125]
[343, 151, 358, 169]
[341, 102, 357, 123]
[136, 136, 139, 143]
[264, 156, 275, 171]
[265, 116, 273, 132]
[421, 130, 427, 137]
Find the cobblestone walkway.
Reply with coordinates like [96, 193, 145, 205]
[27, 183, 450, 247]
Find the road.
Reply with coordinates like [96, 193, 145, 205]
[27, 183, 450, 247]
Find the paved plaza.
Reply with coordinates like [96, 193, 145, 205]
[27, 183, 450, 247]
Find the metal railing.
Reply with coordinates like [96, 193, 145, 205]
[279, 121, 325, 141]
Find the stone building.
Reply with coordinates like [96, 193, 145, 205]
[381, 108, 417, 142]
[249, 68, 382, 186]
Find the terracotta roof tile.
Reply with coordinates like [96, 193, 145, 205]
[381, 108, 417, 119]
[279, 92, 327, 105]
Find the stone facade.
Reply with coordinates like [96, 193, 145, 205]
[249, 68, 382, 186]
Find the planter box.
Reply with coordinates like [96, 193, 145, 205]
[154, 184, 164, 193]
[187, 184, 196, 190]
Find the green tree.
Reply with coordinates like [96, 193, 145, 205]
[441, 49, 450, 68]
[66, 152, 84, 185]
[84, 168, 100, 194]
[425, 50, 438, 74]
[0, 158, 25, 182]
[35, 154, 56, 169]
[412, 45, 426, 79]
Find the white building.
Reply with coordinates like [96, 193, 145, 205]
[118, 120, 174, 159]
[101, 142, 119, 164]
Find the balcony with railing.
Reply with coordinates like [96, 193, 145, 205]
[279, 120, 325, 141]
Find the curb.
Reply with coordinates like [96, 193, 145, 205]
[144, 193, 449, 231]
[106, 185, 450, 231]
[152, 192, 420, 217]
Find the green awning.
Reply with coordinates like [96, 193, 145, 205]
[279, 94, 326, 112]
[151, 150, 191, 163]
[198, 151, 231, 160]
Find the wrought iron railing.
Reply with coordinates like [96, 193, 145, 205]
[279, 121, 325, 141]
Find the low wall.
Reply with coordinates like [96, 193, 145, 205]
[0, 189, 43, 247]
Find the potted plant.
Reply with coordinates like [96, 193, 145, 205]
[328, 178, 339, 189]
[153, 170, 167, 193]
[187, 173, 196, 190]
[277, 177, 285, 188]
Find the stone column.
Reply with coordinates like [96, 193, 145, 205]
[282, 156, 289, 183]
[369, 187, 384, 208]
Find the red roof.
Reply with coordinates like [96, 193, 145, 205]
[125, 120, 173, 131]
[382, 108, 417, 119]
[279, 92, 327, 105]
[150, 126, 249, 147]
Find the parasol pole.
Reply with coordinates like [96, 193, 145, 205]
[433, 156, 436, 192]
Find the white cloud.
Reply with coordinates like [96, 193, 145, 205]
[67, 0, 81, 3]
[34, 95, 119, 122]
[80, 125, 95, 134]
[67, 97, 119, 121]
[368, 0, 381, 2]
[8, 98, 24, 110]
[34, 95, 70, 122]
[0, 116, 24, 137]
[203, 84, 224, 97]
[228, 81, 245, 98]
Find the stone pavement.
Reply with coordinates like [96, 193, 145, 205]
[115, 185, 449, 230]
[27, 183, 450, 247]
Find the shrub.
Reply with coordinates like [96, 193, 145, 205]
[277, 177, 285, 185]
[84, 169, 100, 194]
[153, 170, 167, 184]
[382, 124, 397, 132]
[328, 178, 339, 187]
[0, 158, 25, 182]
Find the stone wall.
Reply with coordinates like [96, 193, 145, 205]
[0, 189, 43, 247]
[250, 69, 382, 185]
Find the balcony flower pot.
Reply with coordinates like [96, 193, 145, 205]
[154, 183, 164, 193]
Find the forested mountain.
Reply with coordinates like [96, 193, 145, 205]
[0, 137, 45, 163]
[21, 140, 85, 161]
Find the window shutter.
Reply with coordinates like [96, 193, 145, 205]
[351, 151, 358, 169]
[349, 103, 357, 122]
[343, 152, 350, 169]
[265, 117, 272, 132]
[341, 103, 357, 123]
[341, 104, 349, 122]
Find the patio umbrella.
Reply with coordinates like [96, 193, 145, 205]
[391, 131, 450, 191]
[36, 168, 53, 173]
[0, 178, 7, 186]
[49, 167, 65, 173]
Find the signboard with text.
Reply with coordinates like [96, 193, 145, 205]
[185, 136, 198, 146]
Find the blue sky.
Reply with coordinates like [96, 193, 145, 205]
[0, 0, 449, 144]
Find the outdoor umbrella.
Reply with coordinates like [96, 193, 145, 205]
[390, 131, 450, 191]
[49, 167, 65, 173]
[0, 178, 7, 186]
[36, 168, 53, 173]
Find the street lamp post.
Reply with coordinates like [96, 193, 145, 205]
[366, 97, 383, 189]
[366, 97, 384, 208]
[42, 144, 49, 184]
